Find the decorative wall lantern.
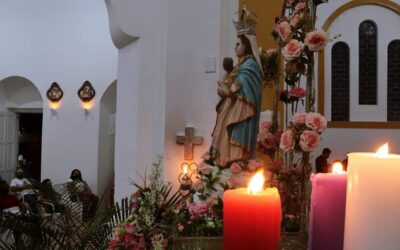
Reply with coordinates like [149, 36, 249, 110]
[77, 81, 95, 102]
[46, 82, 63, 103]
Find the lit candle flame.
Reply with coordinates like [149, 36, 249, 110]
[375, 143, 389, 158]
[247, 170, 265, 194]
[183, 163, 188, 175]
[332, 162, 344, 174]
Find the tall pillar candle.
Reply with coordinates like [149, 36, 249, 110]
[309, 164, 347, 250]
[224, 175, 281, 250]
[344, 146, 400, 250]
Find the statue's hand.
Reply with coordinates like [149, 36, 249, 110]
[217, 84, 230, 97]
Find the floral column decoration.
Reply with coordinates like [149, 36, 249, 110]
[258, 0, 330, 232]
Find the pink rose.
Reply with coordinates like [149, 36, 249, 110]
[187, 201, 208, 216]
[192, 179, 204, 191]
[228, 172, 253, 188]
[248, 159, 264, 171]
[306, 112, 327, 132]
[230, 162, 242, 174]
[287, 0, 296, 5]
[290, 14, 302, 28]
[219, 157, 228, 167]
[275, 21, 292, 43]
[177, 223, 184, 232]
[259, 120, 272, 134]
[196, 201, 208, 215]
[304, 30, 329, 51]
[258, 132, 278, 149]
[282, 39, 305, 61]
[198, 165, 211, 175]
[299, 130, 320, 152]
[295, 2, 306, 10]
[289, 87, 306, 99]
[280, 129, 295, 152]
[292, 112, 307, 125]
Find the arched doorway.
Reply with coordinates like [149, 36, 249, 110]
[0, 76, 43, 182]
[97, 80, 116, 210]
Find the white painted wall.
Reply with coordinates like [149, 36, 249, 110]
[106, 0, 238, 196]
[105, 0, 167, 201]
[0, 0, 117, 192]
[164, 0, 239, 186]
[314, 1, 400, 163]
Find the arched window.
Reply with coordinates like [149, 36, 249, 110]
[387, 40, 400, 121]
[359, 20, 377, 105]
[331, 42, 350, 121]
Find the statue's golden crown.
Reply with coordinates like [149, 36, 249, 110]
[232, 5, 257, 36]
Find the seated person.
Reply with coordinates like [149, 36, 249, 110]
[10, 167, 38, 214]
[68, 169, 99, 220]
[0, 180, 21, 211]
[315, 148, 331, 173]
[38, 178, 63, 214]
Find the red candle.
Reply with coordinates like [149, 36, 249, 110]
[223, 171, 281, 250]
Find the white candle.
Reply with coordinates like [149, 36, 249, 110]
[344, 144, 400, 250]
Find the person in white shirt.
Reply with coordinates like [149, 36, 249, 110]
[10, 167, 38, 213]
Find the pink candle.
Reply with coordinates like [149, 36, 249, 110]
[309, 163, 347, 250]
[224, 171, 281, 250]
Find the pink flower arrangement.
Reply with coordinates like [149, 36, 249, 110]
[198, 164, 211, 175]
[295, 2, 306, 11]
[247, 159, 263, 171]
[192, 179, 204, 191]
[292, 112, 307, 125]
[187, 201, 209, 216]
[282, 39, 305, 61]
[280, 129, 295, 152]
[304, 30, 330, 51]
[275, 21, 293, 43]
[290, 14, 302, 28]
[289, 87, 306, 99]
[257, 120, 282, 156]
[305, 112, 327, 133]
[230, 162, 242, 174]
[299, 130, 320, 152]
[259, 120, 272, 134]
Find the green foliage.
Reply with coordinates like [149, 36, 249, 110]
[0, 181, 116, 250]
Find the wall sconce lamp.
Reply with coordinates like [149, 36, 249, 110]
[46, 82, 63, 115]
[78, 81, 95, 117]
[77, 80, 95, 103]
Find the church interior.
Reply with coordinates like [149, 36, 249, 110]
[0, 0, 399, 249]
